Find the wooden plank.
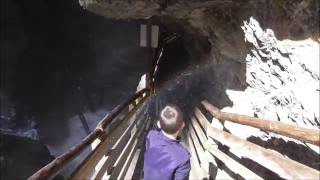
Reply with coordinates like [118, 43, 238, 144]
[195, 107, 223, 130]
[190, 116, 207, 145]
[206, 124, 320, 179]
[118, 115, 151, 179]
[71, 119, 130, 179]
[206, 143, 263, 179]
[123, 149, 141, 180]
[29, 130, 102, 180]
[190, 116, 222, 179]
[202, 100, 320, 146]
[93, 110, 146, 179]
[188, 122, 212, 178]
[71, 96, 147, 179]
[109, 119, 148, 179]
[187, 133, 207, 179]
[118, 118, 151, 179]
[194, 107, 208, 131]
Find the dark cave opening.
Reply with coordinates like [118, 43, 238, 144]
[1, 0, 148, 135]
[1, 1, 151, 178]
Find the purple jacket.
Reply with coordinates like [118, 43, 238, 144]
[144, 129, 191, 180]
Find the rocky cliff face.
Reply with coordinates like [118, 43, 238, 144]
[79, 0, 319, 62]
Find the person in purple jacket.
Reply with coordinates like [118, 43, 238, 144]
[144, 105, 191, 180]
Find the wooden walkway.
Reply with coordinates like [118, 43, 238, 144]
[28, 31, 320, 180]
[27, 89, 320, 179]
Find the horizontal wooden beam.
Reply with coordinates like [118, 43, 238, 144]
[202, 100, 320, 146]
[191, 112, 262, 179]
[206, 143, 263, 179]
[28, 129, 102, 180]
[196, 112, 320, 179]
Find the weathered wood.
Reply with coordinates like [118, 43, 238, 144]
[202, 100, 320, 146]
[188, 123, 206, 164]
[70, 133, 111, 179]
[120, 118, 151, 179]
[194, 107, 208, 131]
[205, 121, 320, 179]
[97, 88, 149, 130]
[93, 101, 147, 179]
[206, 143, 263, 179]
[109, 119, 148, 179]
[189, 125, 212, 178]
[71, 96, 147, 179]
[190, 116, 207, 145]
[28, 129, 102, 180]
[191, 111, 262, 179]
[123, 149, 141, 180]
[187, 132, 208, 179]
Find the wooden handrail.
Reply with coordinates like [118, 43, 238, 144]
[28, 88, 149, 180]
[201, 100, 320, 146]
[207, 123, 320, 179]
[193, 107, 320, 179]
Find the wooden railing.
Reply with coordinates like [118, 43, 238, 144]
[28, 88, 150, 180]
[187, 100, 320, 179]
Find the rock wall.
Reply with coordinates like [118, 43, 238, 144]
[79, 0, 319, 63]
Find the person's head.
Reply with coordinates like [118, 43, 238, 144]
[159, 105, 185, 135]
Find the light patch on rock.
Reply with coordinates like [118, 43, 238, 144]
[222, 17, 319, 151]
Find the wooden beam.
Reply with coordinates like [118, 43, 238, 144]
[204, 120, 320, 178]
[206, 143, 263, 179]
[190, 114, 262, 179]
[120, 118, 151, 179]
[187, 132, 208, 179]
[71, 96, 148, 179]
[202, 100, 320, 146]
[92, 100, 147, 179]
[109, 118, 149, 179]
[28, 130, 102, 180]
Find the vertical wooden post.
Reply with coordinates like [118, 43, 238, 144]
[146, 21, 153, 91]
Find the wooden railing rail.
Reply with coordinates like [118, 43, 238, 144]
[201, 100, 320, 146]
[188, 101, 320, 179]
[28, 88, 149, 180]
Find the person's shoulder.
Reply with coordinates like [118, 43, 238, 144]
[174, 143, 191, 163]
[147, 129, 159, 139]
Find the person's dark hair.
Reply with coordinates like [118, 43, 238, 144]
[159, 105, 184, 134]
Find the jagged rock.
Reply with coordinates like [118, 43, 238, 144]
[79, 0, 319, 63]
[224, 17, 319, 148]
